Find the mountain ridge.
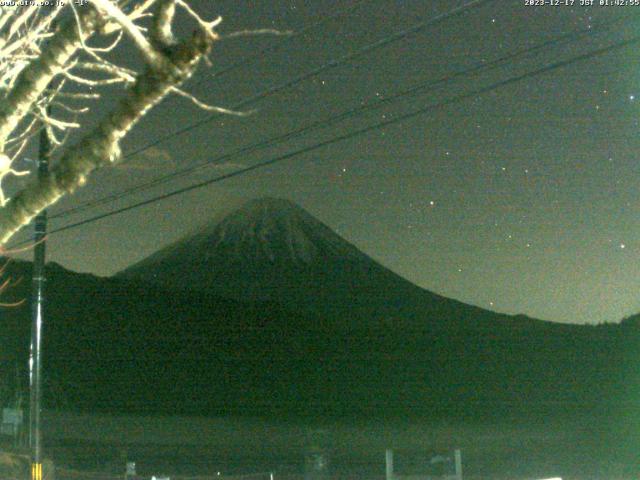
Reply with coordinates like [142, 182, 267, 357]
[0, 198, 636, 418]
[117, 197, 548, 330]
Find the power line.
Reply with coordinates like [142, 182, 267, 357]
[121, 0, 495, 161]
[189, 1, 368, 88]
[49, 15, 635, 221]
[34, 34, 640, 242]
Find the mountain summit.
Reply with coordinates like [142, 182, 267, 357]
[1, 199, 634, 418]
[118, 197, 518, 327]
[153, 197, 366, 266]
[119, 197, 413, 306]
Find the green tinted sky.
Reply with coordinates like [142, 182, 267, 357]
[11, 0, 640, 324]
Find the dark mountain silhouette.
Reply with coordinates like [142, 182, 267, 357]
[0, 197, 637, 420]
[118, 197, 533, 329]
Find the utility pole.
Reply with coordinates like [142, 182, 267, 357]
[29, 112, 50, 480]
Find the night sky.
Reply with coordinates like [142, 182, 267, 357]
[9, 0, 640, 324]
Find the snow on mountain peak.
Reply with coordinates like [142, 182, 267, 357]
[122, 197, 365, 277]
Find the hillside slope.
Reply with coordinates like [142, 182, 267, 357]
[0, 199, 635, 418]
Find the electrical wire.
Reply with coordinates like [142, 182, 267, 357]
[32, 34, 640, 243]
[54, 0, 622, 221]
[189, 1, 369, 87]
[121, 0, 496, 161]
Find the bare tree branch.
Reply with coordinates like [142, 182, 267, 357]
[0, 26, 214, 244]
[0, 6, 103, 150]
[90, 0, 163, 67]
[0, 0, 244, 245]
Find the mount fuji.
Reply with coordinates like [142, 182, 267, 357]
[118, 197, 526, 329]
[0, 198, 635, 418]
